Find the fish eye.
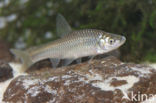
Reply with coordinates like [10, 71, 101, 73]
[109, 39, 115, 45]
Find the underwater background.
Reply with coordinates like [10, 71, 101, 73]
[0, 0, 155, 63]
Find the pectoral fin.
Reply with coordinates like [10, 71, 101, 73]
[56, 13, 72, 37]
[88, 56, 96, 63]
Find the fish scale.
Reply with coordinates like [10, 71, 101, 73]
[10, 14, 126, 72]
[30, 29, 100, 63]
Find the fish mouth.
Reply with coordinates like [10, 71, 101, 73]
[111, 36, 126, 51]
[120, 36, 126, 46]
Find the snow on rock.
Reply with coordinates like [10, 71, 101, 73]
[149, 63, 156, 70]
[90, 75, 139, 92]
[142, 95, 156, 103]
[27, 86, 41, 97]
[0, 62, 27, 103]
[0, 79, 12, 103]
[2, 56, 156, 103]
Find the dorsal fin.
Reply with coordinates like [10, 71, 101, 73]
[56, 13, 72, 38]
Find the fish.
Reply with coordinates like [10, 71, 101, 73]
[10, 14, 126, 72]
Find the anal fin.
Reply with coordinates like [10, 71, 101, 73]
[62, 59, 75, 66]
[50, 58, 60, 68]
[76, 58, 82, 64]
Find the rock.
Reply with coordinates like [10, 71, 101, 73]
[96, 49, 120, 59]
[0, 40, 12, 62]
[0, 60, 13, 82]
[2, 56, 156, 103]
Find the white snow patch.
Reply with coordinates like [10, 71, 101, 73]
[27, 86, 40, 97]
[24, 80, 57, 97]
[91, 76, 139, 92]
[131, 67, 151, 74]
[86, 70, 103, 81]
[60, 74, 81, 85]
[47, 76, 59, 82]
[62, 75, 73, 79]
[0, 79, 13, 102]
[149, 63, 156, 70]
[142, 95, 156, 103]
[44, 85, 57, 95]
[22, 79, 39, 89]
[64, 79, 70, 85]
[141, 62, 156, 70]
[79, 69, 139, 93]
[83, 70, 140, 101]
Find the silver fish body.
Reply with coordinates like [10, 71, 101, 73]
[10, 14, 126, 72]
[27, 29, 125, 63]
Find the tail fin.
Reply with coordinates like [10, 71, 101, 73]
[10, 49, 33, 72]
